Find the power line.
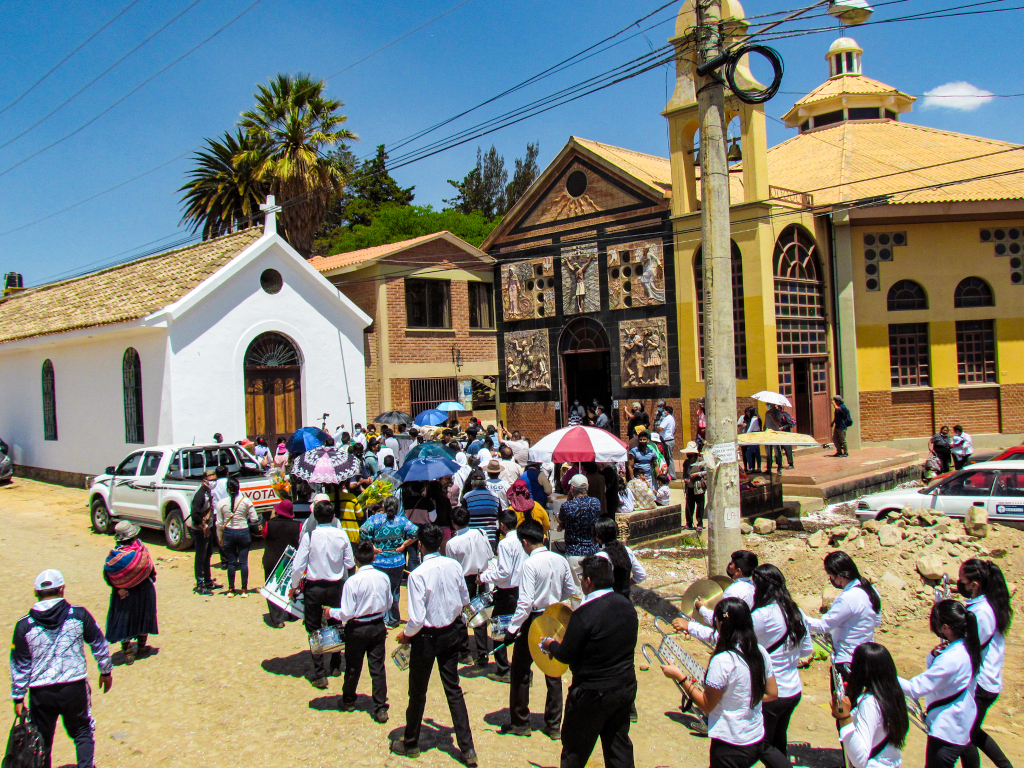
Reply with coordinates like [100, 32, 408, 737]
[0, 0, 144, 118]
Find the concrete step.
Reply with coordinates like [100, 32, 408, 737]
[780, 451, 919, 486]
[781, 496, 825, 515]
[782, 461, 923, 504]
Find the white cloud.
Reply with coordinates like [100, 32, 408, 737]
[922, 81, 994, 111]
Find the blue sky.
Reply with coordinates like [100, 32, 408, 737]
[1, 0, 1021, 285]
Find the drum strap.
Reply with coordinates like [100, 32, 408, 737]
[926, 687, 969, 716]
[869, 739, 889, 759]
[764, 631, 789, 655]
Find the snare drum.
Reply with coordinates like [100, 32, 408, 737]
[391, 643, 412, 671]
[308, 625, 345, 655]
[489, 614, 512, 635]
[462, 592, 494, 629]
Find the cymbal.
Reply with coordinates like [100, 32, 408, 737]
[678, 578, 726, 625]
[710, 574, 733, 591]
[528, 603, 573, 677]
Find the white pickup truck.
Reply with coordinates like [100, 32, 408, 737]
[88, 443, 281, 550]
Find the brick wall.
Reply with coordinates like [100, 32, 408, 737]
[617, 398, 685, 443]
[957, 388, 1000, 433]
[341, 278, 378, 319]
[859, 390, 892, 441]
[506, 401, 559, 442]
[364, 329, 380, 418]
[390, 379, 411, 415]
[1001, 383, 1024, 433]
[892, 390, 935, 438]
[932, 387, 959, 432]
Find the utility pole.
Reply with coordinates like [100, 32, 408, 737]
[697, 0, 742, 576]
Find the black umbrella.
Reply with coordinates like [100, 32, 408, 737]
[374, 410, 413, 425]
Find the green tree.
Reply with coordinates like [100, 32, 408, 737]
[444, 142, 539, 218]
[504, 141, 540, 213]
[178, 130, 269, 239]
[313, 146, 359, 239]
[345, 145, 415, 228]
[315, 204, 500, 256]
[237, 73, 357, 256]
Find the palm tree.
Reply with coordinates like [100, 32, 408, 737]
[237, 73, 357, 256]
[178, 130, 269, 239]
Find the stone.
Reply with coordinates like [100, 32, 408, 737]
[845, 527, 861, 542]
[740, 522, 753, 535]
[753, 518, 777, 535]
[900, 551, 913, 560]
[831, 527, 850, 539]
[856, 538, 866, 550]
[917, 511, 935, 527]
[808, 530, 827, 548]
[916, 554, 945, 580]
[639, 663, 649, 672]
[924, 534, 936, 545]
[948, 547, 963, 558]
[965, 505, 989, 537]
[862, 520, 884, 534]
[942, 533, 961, 543]
[935, 519, 952, 533]
[878, 525, 903, 547]
[896, 519, 907, 529]
[881, 571, 908, 592]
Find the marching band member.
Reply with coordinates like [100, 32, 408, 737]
[479, 510, 525, 683]
[697, 550, 757, 624]
[390, 524, 477, 766]
[899, 600, 980, 768]
[540, 554, 638, 768]
[957, 560, 1012, 768]
[593, 517, 647, 594]
[445, 506, 496, 667]
[662, 597, 779, 768]
[804, 551, 882, 681]
[674, 564, 811, 768]
[323, 541, 392, 723]
[831, 643, 909, 768]
[502, 519, 579, 740]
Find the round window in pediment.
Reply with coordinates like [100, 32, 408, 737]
[565, 170, 588, 198]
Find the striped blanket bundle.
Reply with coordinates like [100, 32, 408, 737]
[104, 541, 154, 589]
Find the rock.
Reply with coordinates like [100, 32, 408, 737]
[639, 663, 649, 672]
[917, 510, 935, 526]
[917, 554, 945, 580]
[776, 515, 791, 530]
[924, 534, 936, 545]
[845, 527, 861, 542]
[740, 522, 753, 535]
[753, 518, 777, 535]
[831, 526, 850, 539]
[935, 519, 952, 533]
[878, 525, 903, 547]
[900, 550, 913, 560]
[948, 547, 963, 558]
[856, 538, 866, 550]
[808, 530, 827, 548]
[881, 571, 908, 592]
[942, 533, 960, 543]
[896, 519, 907, 529]
[863, 520, 884, 534]
[965, 505, 989, 537]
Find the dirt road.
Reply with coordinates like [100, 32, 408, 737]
[1, 479, 1020, 767]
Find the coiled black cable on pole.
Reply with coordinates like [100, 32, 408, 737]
[696, 43, 785, 104]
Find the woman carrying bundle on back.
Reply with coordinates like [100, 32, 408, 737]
[103, 521, 158, 665]
[662, 597, 779, 768]
[831, 642, 909, 768]
[900, 599, 982, 768]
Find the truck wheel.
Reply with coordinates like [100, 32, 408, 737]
[91, 498, 114, 535]
[164, 507, 192, 551]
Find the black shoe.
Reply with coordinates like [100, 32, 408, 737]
[461, 748, 478, 767]
[830, 453, 842, 457]
[310, 677, 328, 690]
[389, 740, 419, 758]
[206, 580, 223, 590]
[474, 657, 488, 667]
[458, 652, 474, 665]
[193, 584, 213, 596]
[373, 708, 389, 724]
[487, 672, 511, 683]
[499, 723, 532, 737]
[540, 725, 561, 741]
[339, 699, 356, 712]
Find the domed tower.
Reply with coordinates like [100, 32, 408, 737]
[782, 37, 915, 132]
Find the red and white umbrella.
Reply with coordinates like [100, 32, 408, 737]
[528, 426, 628, 464]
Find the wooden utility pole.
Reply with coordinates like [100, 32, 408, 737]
[697, 0, 743, 575]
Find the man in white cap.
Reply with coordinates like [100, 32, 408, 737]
[10, 569, 113, 768]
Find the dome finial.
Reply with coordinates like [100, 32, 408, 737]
[827, 37, 863, 78]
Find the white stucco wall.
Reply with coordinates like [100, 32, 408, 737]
[0, 326, 170, 476]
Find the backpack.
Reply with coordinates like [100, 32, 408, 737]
[780, 411, 797, 429]
[3, 713, 45, 768]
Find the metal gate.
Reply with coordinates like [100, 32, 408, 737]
[409, 377, 459, 416]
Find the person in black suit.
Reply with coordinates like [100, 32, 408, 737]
[540, 554, 638, 768]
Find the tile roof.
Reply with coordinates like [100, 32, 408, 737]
[767, 120, 1024, 206]
[792, 74, 912, 108]
[0, 227, 263, 346]
[307, 231, 491, 275]
[572, 137, 673, 196]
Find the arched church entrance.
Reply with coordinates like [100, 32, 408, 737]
[244, 332, 302, 443]
[558, 318, 611, 425]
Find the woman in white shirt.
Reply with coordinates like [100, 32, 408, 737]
[958, 560, 1013, 768]
[899, 600, 981, 768]
[662, 597, 778, 768]
[215, 477, 260, 596]
[832, 642, 909, 768]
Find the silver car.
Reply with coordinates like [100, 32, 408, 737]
[856, 460, 1024, 523]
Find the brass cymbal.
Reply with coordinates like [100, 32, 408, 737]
[678, 578, 726, 625]
[528, 603, 573, 677]
[710, 574, 733, 591]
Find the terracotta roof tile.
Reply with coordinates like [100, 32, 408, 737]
[572, 137, 673, 195]
[792, 74, 912, 108]
[307, 231, 491, 274]
[0, 227, 262, 345]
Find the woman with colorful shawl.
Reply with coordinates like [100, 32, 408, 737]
[104, 521, 158, 665]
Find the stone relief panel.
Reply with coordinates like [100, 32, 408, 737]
[560, 242, 600, 315]
[501, 258, 555, 321]
[504, 330, 551, 391]
[608, 239, 666, 310]
[620, 317, 669, 387]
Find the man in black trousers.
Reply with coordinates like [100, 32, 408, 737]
[540, 554, 638, 768]
[390, 524, 477, 766]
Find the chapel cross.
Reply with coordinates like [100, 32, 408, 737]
[260, 195, 282, 235]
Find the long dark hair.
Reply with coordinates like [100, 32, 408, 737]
[710, 597, 766, 707]
[752, 564, 807, 646]
[931, 599, 982, 673]
[601, 540, 633, 597]
[962, 559, 1013, 635]
[847, 643, 910, 750]
[824, 551, 881, 613]
[226, 476, 240, 511]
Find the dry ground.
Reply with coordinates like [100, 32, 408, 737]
[1, 478, 1021, 768]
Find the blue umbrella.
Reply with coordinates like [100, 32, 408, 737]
[396, 456, 461, 482]
[404, 442, 457, 463]
[435, 401, 467, 412]
[286, 426, 329, 454]
[413, 408, 449, 427]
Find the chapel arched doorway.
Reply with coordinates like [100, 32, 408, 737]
[244, 332, 302, 443]
[558, 317, 611, 428]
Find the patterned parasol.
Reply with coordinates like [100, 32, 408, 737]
[290, 447, 362, 485]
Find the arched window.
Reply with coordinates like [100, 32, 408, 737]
[694, 242, 747, 379]
[244, 332, 302, 441]
[774, 226, 827, 356]
[887, 280, 928, 311]
[123, 348, 144, 444]
[41, 359, 57, 441]
[953, 277, 994, 308]
[558, 317, 609, 354]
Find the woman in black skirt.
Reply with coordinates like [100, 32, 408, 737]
[104, 521, 158, 665]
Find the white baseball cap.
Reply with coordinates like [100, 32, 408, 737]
[34, 569, 65, 591]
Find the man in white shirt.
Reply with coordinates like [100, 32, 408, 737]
[496, 445, 523, 485]
[498, 424, 531, 467]
[325, 541, 392, 723]
[697, 550, 756, 625]
[391, 525, 477, 766]
[502, 519, 579, 739]
[480, 511, 526, 682]
[656, 403, 677, 480]
[290, 501, 355, 688]
[484, 460, 511, 508]
[445, 507, 496, 667]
